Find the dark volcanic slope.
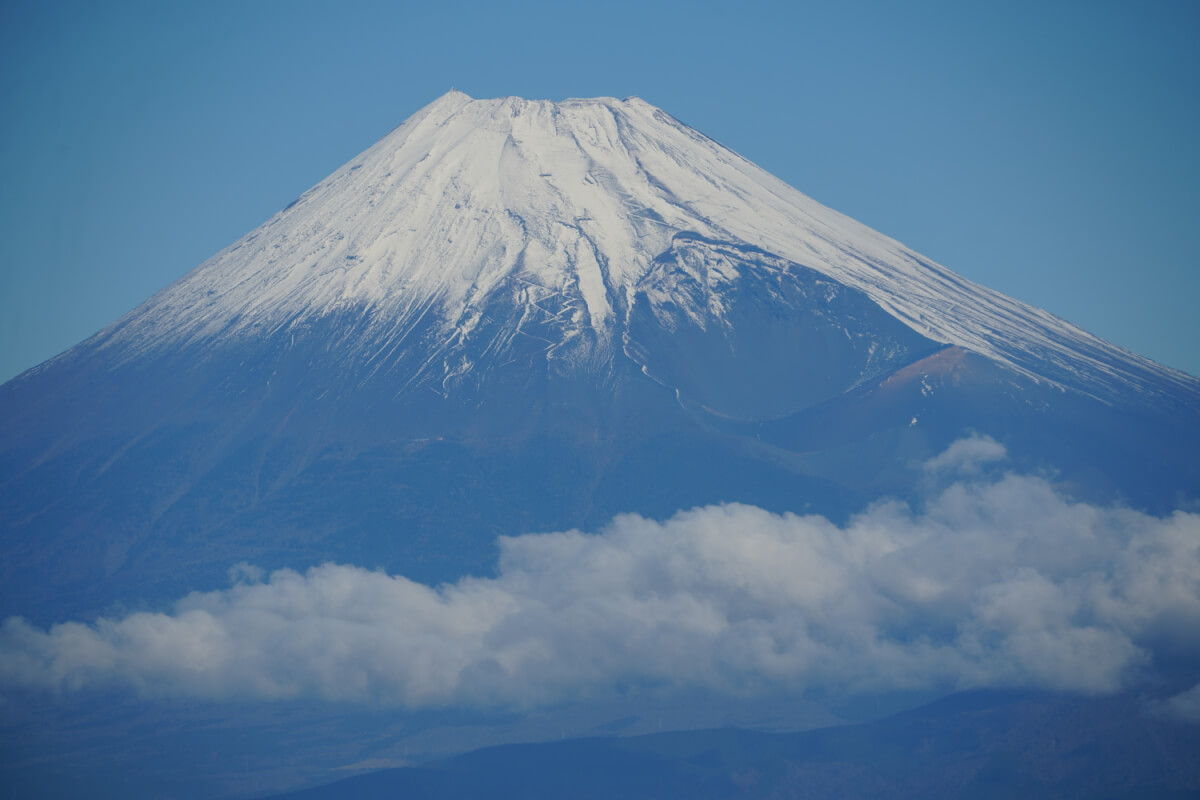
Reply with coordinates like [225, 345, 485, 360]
[1, 93, 1198, 623]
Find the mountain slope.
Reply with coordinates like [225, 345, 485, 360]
[46, 91, 1194, 403]
[1, 92, 1198, 623]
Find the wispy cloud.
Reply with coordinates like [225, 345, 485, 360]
[1159, 682, 1200, 723]
[2, 437, 1198, 709]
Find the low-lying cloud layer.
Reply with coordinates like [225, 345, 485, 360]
[2, 437, 1199, 710]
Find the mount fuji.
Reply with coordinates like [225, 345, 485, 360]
[3, 90, 1200, 799]
[2, 90, 1198, 626]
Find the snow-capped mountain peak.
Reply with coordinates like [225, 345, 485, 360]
[93, 91, 1194, 404]
[4, 90, 1199, 635]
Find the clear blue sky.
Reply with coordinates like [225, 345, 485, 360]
[2, 0, 1197, 382]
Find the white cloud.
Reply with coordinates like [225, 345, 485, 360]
[922, 433, 1007, 474]
[1, 440, 1198, 709]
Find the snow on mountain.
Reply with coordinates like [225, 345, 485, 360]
[2, 88, 1198, 800]
[4, 90, 1198, 627]
[90, 91, 1194, 405]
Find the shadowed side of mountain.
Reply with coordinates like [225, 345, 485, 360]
[0, 299, 870, 621]
[4, 232, 1200, 623]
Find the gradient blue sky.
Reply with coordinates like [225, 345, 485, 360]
[2, 0, 1197, 383]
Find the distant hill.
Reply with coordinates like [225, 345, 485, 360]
[267, 690, 1200, 800]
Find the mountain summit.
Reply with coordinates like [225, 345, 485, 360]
[2, 92, 1198, 621]
[94, 91, 1189, 402]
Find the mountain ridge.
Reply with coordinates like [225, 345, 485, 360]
[259, 690, 1200, 800]
[2, 92, 1197, 625]
[28, 90, 1191, 408]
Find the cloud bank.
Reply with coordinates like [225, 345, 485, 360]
[2, 438, 1198, 709]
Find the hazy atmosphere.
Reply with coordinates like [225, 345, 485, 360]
[5, 438, 1200, 713]
[2, 3, 1198, 798]
[2, 0, 1198, 382]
